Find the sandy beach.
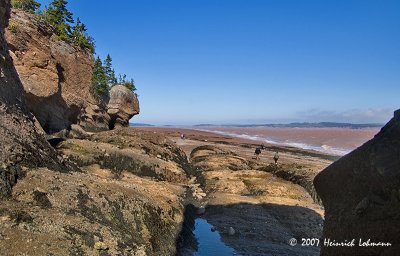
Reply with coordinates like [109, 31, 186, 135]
[193, 126, 380, 156]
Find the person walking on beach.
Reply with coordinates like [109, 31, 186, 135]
[254, 147, 262, 160]
[273, 151, 279, 164]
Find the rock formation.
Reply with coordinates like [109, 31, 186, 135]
[5, 9, 110, 134]
[314, 109, 400, 255]
[1, 4, 186, 254]
[107, 84, 139, 129]
[0, 0, 66, 198]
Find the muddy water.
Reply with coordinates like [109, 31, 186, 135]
[199, 127, 379, 156]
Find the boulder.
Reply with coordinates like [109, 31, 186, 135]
[5, 9, 110, 134]
[314, 109, 400, 255]
[107, 84, 139, 129]
[0, 1, 64, 197]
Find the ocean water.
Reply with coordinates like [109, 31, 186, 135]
[197, 127, 380, 156]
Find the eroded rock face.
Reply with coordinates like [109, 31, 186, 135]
[59, 128, 190, 183]
[314, 110, 400, 255]
[107, 84, 139, 129]
[5, 9, 110, 134]
[0, 167, 186, 255]
[1, 5, 184, 254]
[0, 1, 64, 197]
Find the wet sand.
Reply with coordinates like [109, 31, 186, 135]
[196, 127, 380, 156]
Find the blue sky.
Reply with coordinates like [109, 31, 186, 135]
[38, 0, 400, 125]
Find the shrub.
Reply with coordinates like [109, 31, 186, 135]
[11, 0, 40, 13]
[8, 20, 18, 33]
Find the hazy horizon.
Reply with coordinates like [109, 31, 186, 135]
[37, 0, 400, 125]
[129, 120, 386, 127]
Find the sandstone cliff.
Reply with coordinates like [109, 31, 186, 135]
[0, 0, 66, 198]
[5, 9, 110, 134]
[314, 110, 400, 255]
[1, 4, 186, 255]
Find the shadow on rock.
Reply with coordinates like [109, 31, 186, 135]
[176, 202, 323, 256]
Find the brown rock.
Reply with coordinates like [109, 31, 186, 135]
[314, 109, 400, 256]
[0, 1, 64, 197]
[107, 84, 139, 129]
[5, 9, 110, 134]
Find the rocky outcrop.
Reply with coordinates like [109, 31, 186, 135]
[59, 128, 191, 183]
[0, 126, 191, 255]
[314, 110, 400, 255]
[190, 145, 251, 172]
[5, 9, 110, 134]
[0, 0, 65, 198]
[1, 4, 184, 255]
[186, 145, 324, 255]
[107, 84, 139, 129]
[0, 167, 186, 255]
[260, 163, 322, 205]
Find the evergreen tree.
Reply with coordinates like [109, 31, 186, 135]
[71, 18, 95, 53]
[11, 0, 40, 13]
[104, 54, 117, 86]
[118, 74, 136, 92]
[43, 0, 74, 41]
[91, 57, 108, 97]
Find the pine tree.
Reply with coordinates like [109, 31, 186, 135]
[71, 18, 95, 53]
[11, 0, 40, 13]
[118, 74, 136, 92]
[43, 0, 74, 41]
[91, 57, 108, 97]
[104, 54, 117, 86]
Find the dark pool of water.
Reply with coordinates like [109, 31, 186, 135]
[193, 218, 237, 256]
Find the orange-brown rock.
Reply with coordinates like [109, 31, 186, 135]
[107, 84, 139, 129]
[0, 1, 65, 197]
[5, 9, 110, 134]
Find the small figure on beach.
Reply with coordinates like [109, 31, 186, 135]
[180, 133, 186, 140]
[273, 151, 279, 164]
[254, 147, 262, 160]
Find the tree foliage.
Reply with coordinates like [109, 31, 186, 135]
[91, 57, 109, 98]
[43, 0, 73, 41]
[118, 74, 136, 92]
[104, 54, 117, 86]
[102, 54, 137, 92]
[71, 18, 95, 53]
[40, 0, 95, 53]
[12, 0, 138, 96]
[11, 0, 40, 13]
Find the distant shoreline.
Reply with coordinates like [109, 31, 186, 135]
[134, 126, 342, 161]
[133, 125, 378, 157]
[131, 122, 383, 129]
[193, 122, 383, 129]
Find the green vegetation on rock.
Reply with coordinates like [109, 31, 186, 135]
[11, 0, 40, 13]
[11, 0, 137, 96]
[71, 18, 95, 53]
[91, 54, 137, 96]
[8, 20, 18, 33]
[117, 74, 136, 92]
[42, 0, 74, 41]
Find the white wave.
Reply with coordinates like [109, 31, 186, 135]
[196, 129, 351, 156]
